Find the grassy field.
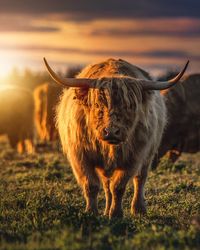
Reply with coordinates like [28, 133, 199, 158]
[0, 141, 199, 250]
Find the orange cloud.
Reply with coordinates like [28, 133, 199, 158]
[0, 15, 199, 77]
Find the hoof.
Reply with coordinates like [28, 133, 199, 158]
[131, 199, 147, 216]
[109, 208, 123, 219]
[85, 207, 98, 215]
[104, 209, 110, 217]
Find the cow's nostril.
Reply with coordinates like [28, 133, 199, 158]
[114, 128, 120, 136]
[103, 128, 109, 137]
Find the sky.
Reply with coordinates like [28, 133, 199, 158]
[0, 0, 200, 77]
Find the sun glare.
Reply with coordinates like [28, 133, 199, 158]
[0, 50, 30, 80]
[0, 61, 12, 77]
[0, 52, 17, 77]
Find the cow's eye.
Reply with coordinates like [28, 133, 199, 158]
[116, 116, 121, 122]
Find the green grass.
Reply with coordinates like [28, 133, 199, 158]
[0, 143, 199, 250]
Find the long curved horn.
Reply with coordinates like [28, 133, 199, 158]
[43, 58, 95, 88]
[140, 60, 189, 90]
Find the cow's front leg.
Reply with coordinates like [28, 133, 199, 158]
[109, 169, 130, 218]
[131, 167, 147, 215]
[95, 167, 112, 216]
[83, 178, 99, 214]
[103, 180, 112, 216]
[72, 163, 100, 215]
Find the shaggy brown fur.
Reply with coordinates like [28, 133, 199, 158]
[57, 58, 167, 218]
[34, 82, 62, 142]
[152, 74, 200, 167]
[0, 87, 35, 153]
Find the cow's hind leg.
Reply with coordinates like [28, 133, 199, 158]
[25, 139, 35, 154]
[109, 169, 130, 218]
[166, 149, 181, 163]
[8, 134, 18, 150]
[17, 140, 26, 154]
[131, 166, 148, 216]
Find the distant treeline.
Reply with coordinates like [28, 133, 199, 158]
[0, 65, 83, 90]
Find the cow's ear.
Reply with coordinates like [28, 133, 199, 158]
[73, 88, 89, 105]
[160, 89, 169, 96]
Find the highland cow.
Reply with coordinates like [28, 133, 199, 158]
[34, 82, 62, 142]
[0, 87, 35, 153]
[152, 73, 200, 167]
[44, 58, 188, 218]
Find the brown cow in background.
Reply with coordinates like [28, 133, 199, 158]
[152, 74, 200, 168]
[34, 82, 62, 142]
[34, 66, 82, 143]
[0, 87, 35, 153]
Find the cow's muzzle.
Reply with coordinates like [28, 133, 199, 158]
[101, 127, 124, 145]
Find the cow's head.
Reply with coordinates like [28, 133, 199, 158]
[86, 77, 145, 145]
[44, 58, 189, 145]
